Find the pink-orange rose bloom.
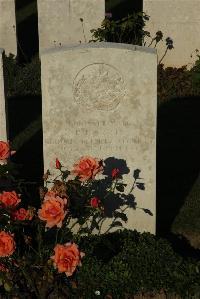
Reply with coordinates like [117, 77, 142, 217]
[12, 208, 33, 221]
[0, 141, 15, 161]
[0, 231, 15, 257]
[38, 191, 67, 228]
[0, 191, 21, 207]
[72, 156, 103, 181]
[51, 242, 84, 276]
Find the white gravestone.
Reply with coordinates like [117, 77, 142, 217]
[144, 0, 200, 68]
[0, 0, 17, 56]
[0, 49, 7, 141]
[41, 43, 157, 234]
[37, 0, 105, 53]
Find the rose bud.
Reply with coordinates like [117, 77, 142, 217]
[90, 197, 100, 208]
[111, 168, 120, 179]
[56, 158, 62, 169]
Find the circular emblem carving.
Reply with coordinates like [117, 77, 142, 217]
[73, 63, 125, 111]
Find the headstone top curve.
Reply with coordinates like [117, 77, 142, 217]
[40, 42, 157, 56]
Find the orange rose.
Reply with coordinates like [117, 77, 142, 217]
[0, 141, 15, 161]
[0, 191, 21, 207]
[38, 192, 67, 228]
[72, 156, 103, 181]
[0, 231, 15, 257]
[12, 208, 33, 221]
[51, 242, 84, 276]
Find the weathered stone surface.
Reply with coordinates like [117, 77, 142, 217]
[0, 49, 7, 140]
[144, 0, 200, 68]
[0, 0, 17, 55]
[37, 0, 105, 53]
[41, 43, 157, 234]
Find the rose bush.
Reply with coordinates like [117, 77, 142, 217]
[0, 141, 149, 297]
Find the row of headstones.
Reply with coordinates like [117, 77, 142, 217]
[0, 0, 158, 234]
[0, 0, 105, 56]
[1, 0, 200, 67]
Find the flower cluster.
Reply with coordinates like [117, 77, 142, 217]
[0, 141, 147, 295]
[0, 190, 33, 260]
[0, 190, 33, 220]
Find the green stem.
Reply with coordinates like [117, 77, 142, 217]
[28, 244, 41, 258]
[97, 217, 105, 235]
[55, 228, 59, 245]
[37, 222, 43, 258]
[21, 266, 40, 298]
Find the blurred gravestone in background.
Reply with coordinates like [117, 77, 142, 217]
[15, 0, 39, 62]
[143, 0, 200, 68]
[0, 0, 17, 56]
[37, 0, 105, 53]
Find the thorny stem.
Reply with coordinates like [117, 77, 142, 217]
[104, 178, 118, 199]
[21, 266, 41, 298]
[103, 206, 129, 235]
[55, 228, 60, 246]
[128, 178, 137, 194]
[28, 244, 41, 258]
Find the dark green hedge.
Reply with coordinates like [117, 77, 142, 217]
[65, 230, 200, 299]
[3, 53, 41, 97]
[3, 53, 200, 106]
[158, 62, 200, 105]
